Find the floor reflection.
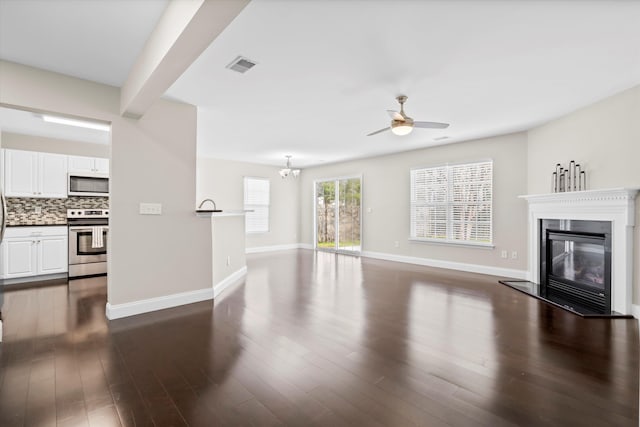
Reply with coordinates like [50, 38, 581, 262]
[0, 250, 638, 426]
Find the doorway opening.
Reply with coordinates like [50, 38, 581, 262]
[314, 177, 361, 254]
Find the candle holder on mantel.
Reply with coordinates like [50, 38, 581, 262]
[551, 160, 586, 193]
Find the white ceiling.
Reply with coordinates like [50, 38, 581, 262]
[1, 0, 639, 168]
[0, 0, 168, 87]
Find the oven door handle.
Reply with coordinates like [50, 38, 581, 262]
[69, 226, 109, 232]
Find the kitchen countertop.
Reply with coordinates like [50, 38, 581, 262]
[7, 222, 68, 227]
[195, 209, 251, 218]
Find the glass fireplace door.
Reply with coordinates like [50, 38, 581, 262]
[548, 233, 606, 292]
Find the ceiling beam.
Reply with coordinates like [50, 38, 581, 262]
[120, 0, 250, 119]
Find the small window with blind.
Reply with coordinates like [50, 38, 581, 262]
[244, 177, 270, 234]
[410, 161, 493, 246]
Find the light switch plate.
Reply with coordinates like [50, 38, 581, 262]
[139, 203, 162, 215]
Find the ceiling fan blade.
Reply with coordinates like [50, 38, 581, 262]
[413, 121, 450, 129]
[386, 110, 404, 121]
[367, 127, 391, 136]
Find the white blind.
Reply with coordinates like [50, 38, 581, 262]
[411, 161, 492, 244]
[244, 177, 270, 233]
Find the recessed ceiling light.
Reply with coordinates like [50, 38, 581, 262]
[41, 114, 110, 132]
[226, 56, 257, 74]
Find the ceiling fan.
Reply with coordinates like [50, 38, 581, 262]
[367, 95, 449, 136]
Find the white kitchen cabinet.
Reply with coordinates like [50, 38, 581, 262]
[0, 226, 68, 280]
[68, 155, 109, 175]
[39, 153, 68, 197]
[3, 149, 37, 197]
[94, 157, 109, 174]
[38, 236, 68, 275]
[2, 239, 37, 278]
[3, 149, 68, 198]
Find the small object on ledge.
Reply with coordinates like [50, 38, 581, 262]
[551, 161, 587, 192]
[197, 198, 218, 211]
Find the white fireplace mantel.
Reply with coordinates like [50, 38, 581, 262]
[519, 188, 639, 315]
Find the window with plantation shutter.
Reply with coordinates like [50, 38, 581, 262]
[244, 177, 270, 233]
[410, 161, 492, 245]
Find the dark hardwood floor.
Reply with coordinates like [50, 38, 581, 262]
[0, 250, 637, 426]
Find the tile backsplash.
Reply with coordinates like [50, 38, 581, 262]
[6, 197, 109, 226]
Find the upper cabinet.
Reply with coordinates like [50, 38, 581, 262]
[68, 155, 109, 175]
[3, 149, 68, 198]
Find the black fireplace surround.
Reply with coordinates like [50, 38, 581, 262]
[540, 219, 612, 314]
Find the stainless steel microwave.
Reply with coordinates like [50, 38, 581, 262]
[68, 173, 109, 197]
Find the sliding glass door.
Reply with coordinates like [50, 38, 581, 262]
[315, 177, 361, 253]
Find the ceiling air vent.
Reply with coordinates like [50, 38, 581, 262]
[433, 136, 449, 141]
[226, 56, 257, 74]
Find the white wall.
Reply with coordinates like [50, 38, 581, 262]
[197, 157, 299, 249]
[527, 84, 640, 304]
[528, 84, 640, 194]
[299, 132, 529, 275]
[1, 131, 110, 158]
[0, 60, 212, 306]
[211, 215, 246, 286]
[110, 99, 211, 304]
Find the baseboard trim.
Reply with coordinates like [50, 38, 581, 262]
[0, 272, 67, 286]
[246, 243, 316, 253]
[106, 287, 214, 320]
[213, 266, 248, 298]
[360, 250, 528, 280]
[246, 244, 301, 254]
[105, 266, 249, 320]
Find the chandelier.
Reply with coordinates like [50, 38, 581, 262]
[279, 155, 300, 178]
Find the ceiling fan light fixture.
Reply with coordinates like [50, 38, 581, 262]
[367, 95, 449, 137]
[391, 123, 413, 136]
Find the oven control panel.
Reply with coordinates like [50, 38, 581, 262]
[67, 209, 109, 218]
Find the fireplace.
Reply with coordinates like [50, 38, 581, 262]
[540, 219, 611, 314]
[519, 188, 638, 316]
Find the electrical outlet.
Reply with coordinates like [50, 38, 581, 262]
[394, 241, 399, 248]
[34, 206, 42, 214]
[226, 256, 231, 266]
[139, 203, 162, 215]
[511, 251, 518, 259]
[501, 250, 508, 259]
[367, 207, 373, 213]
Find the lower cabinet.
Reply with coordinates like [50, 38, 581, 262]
[0, 226, 68, 280]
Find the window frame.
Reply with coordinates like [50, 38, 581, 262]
[409, 160, 494, 248]
[243, 176, 270, 234]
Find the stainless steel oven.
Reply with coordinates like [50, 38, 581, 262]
[67, 209, 109, 279]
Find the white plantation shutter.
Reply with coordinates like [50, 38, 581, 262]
[411, 167, 447, 239]
[244, 177, 270, 233]
[410, 161, 492, 244]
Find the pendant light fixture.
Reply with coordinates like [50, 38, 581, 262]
[279, 155, 300, 178]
